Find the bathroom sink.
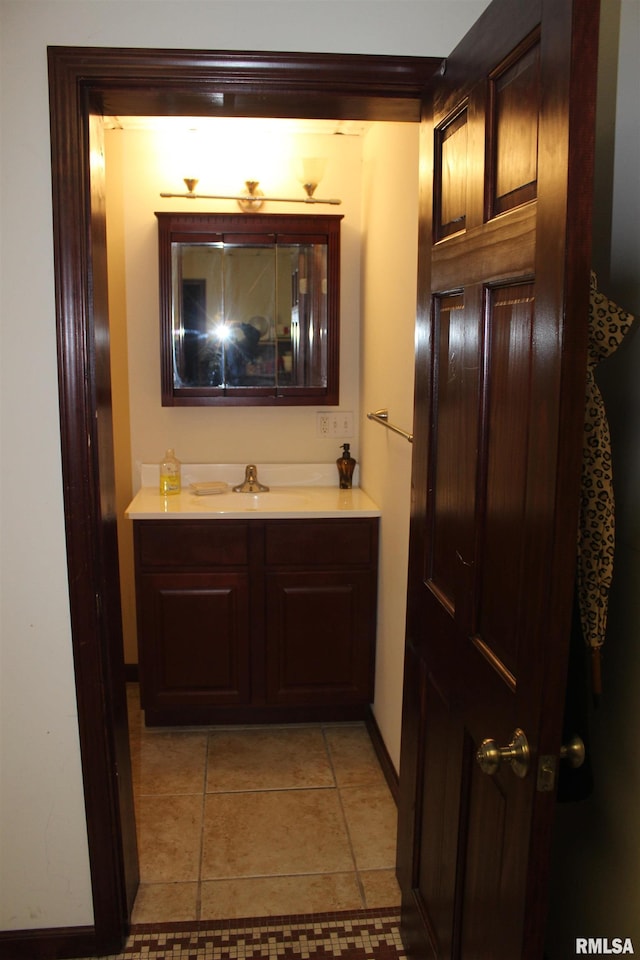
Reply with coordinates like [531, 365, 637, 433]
[237, 492, 311, 512]
[126, 482, 381, 520]
[188, 490, 313, 515]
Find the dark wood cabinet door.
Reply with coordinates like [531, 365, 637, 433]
[265, 569, 375, 707]
[138, 571, 251, 719]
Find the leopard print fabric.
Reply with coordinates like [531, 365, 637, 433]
[577, 272, 633, 681]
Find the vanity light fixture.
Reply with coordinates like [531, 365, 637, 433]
[159, 178, 341, 211]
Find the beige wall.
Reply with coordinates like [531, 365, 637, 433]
[110, 125, 366, 475]
[106, 121, 418, 776]
[107, 132, 138, 672]
[360, 123, 419, 771]
[105, 124, 365, 666]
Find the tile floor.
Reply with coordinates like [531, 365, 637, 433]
[127, 684, 401, 924]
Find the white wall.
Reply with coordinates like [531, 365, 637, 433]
[0, 0, 491, 933]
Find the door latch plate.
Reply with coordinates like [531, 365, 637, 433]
[537, 755, 557, 792]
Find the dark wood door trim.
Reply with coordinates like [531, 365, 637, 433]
[47, 46, 437, 955]
[52, 46, 437, 121]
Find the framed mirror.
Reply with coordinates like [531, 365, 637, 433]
[156, 212, 342, 405]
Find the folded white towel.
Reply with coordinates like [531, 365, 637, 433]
[189, 481, 230, 496]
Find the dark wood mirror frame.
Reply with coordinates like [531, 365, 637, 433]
[158, 211, 343, 405]
[44, 45, 437, 959]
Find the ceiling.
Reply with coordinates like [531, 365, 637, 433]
[104, 116, 372, 136]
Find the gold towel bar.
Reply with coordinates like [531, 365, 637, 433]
[367, 409, 413, 444]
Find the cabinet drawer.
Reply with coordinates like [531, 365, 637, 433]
[265, 519, 376, 566]
[135, 521, 249, 568]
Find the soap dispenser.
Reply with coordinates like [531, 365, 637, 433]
[160, 448, 181, 496]
[336, 443, 356, 489]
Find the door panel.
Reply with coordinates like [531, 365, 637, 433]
[479, 281, 536, 680]
[437, 111, 468, 239]
[416, 668, 462, 960]
[491, 36, 540, 214]
[459, 754, 510, 958]
[430, 291, 475, 612]
[397, 1, 599, 958]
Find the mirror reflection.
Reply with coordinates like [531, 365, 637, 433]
[174, 242, 327, 390]
[156, 213, 342, 406]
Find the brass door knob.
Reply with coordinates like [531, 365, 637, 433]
[476, 727, 530, 778]
[560, 735, 586, 768]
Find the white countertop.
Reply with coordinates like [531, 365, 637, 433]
[126, 485, 380, 520]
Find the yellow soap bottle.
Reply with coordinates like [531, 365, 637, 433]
[159, 448, 181, 496]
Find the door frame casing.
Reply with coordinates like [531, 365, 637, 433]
[46, 46, 438, 956]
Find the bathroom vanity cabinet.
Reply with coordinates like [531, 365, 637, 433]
[132, 517, 379, 725]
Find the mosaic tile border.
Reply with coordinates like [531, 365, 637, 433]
[95, 907, 406, 960]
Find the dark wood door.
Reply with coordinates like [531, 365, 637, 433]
[397, 2, 599, 959]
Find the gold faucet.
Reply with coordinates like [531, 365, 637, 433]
[232, 464, 270, 493]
